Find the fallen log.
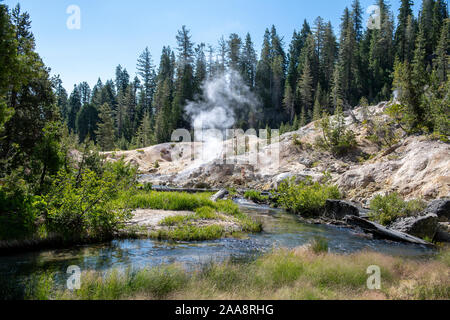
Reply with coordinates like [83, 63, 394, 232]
[343, 215, 434, 246]
[211, 189, 229, 202]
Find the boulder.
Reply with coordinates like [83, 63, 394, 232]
[424, 199, 450, 222]
[434, 222, 450, 243]
[323, 200, 360, 220]
[389, 213, 439, 240]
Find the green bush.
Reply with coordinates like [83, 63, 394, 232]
[44, 159, 137, 239]
[368, 193, 427, 226]
[0, 178, 41, 240]
[315, 106, 357, 156]
[244, 190, 269, 203]
[276, 177, 341, 216]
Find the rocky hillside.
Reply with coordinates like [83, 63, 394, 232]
[105, 102, 450, 203]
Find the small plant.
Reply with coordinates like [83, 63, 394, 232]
[154, 160, 160, 169]
[143, 182, 153, 192]
[310, 237, 329, 254]
[368, 193, 427, 226]
[292, 134, 303, 147]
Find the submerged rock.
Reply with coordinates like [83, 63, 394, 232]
[389, 214, 439, 240]
[323, 200, 360, 220]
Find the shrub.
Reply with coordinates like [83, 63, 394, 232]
[0, 175, 42, 240]
[276, 177, 341, 216]
[44, 160, 137, 239]
[315, 106, 357, 156]
[244, 190, 269, 203]
[368, 193, 427, 226]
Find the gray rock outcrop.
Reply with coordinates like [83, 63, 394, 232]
[389, 214, 439, 240]
[323, 200, 360, 220]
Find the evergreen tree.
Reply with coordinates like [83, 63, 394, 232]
[227, 33, 242, 71]
[435, 18, 449, 83]
[95, 103, 115, 151]
[137, 47, 156, 116]
[395, 0, 414, 61]
[240, 33, 257, 88]
[194, 43, 207, 94]
[76, 104, 99, 143]
[172, 25, 195, 129]
[298, 58, 314, 117]
[68, 85, 82, 133]
[133, 110, 153, 148]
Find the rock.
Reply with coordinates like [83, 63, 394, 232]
[343, 215, 433, 246]
[323, 200, 360, 220]
[424, 199, 450, 222]
[434, 223, 450, 242]
[298, 157, 314, 168]
[389, 214, 439, 240]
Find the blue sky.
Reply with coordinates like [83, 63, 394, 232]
[4, 0, 421, 92]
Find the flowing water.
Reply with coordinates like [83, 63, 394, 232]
[0, 199, 436, 299]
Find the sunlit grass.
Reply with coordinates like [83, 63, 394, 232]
[31, 246, 450, 300]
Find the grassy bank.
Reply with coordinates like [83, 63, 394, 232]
[27, 246, 450, 300]
[119, 191, 262, 241]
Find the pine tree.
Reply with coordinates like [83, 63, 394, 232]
[240, 33, 257, 88]
[68, 85, 82, 133]
[76, 104, 98, 143]
[435, 18, 449, 83]
[217, 36, 227, 75]
[133, 110, 154, 148]
[297, 58, 314, 115]
[283, 83, 295, 122]
[320, 21, 338, 92]
[395, 0, 414, 61]
[172, 25, 195, 129]
[95, 103, 115, 151]
[351, 0, 363, 42]
[227, 33, 241, 71]
[255, 29, 272, 123]
[194, 43, 207, 94]
[137, 47, 156, 116]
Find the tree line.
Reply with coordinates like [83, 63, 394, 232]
[50, 0, 449, 151]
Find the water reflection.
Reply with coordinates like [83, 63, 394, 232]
[0, 200, 436, 299]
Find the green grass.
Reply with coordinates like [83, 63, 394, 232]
[152, 225, 225, 241]
[118, 191, 215, 211]
[159, 207, 218, 227]
[310, 237, 329, 254]
[31, 246, 450, 300]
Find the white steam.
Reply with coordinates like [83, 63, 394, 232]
[185, 70, 259, 163]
